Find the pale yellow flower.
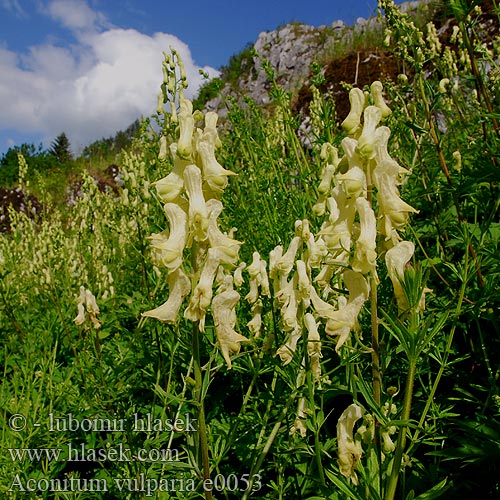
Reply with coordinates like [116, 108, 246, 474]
[142, 267, 191, 323]
[385, 240, 414, 313]
[337, 403, 365, 484]
[357, 105, 383, 160]
[342, 87, 365, 135]
[206, 199, 242, 264]
[74, 286, 101, 329]
[198, 128, 236, 193]
[177, 97, 195, 159]
[371, 81, 392, 119]
[184, 248, 220, 328]
[211, 288, 248, 369]
[352, 197, 377, 274]
[148, 203, 188, 271]
[276, 325, 302, 364]
[183, 164, 209, 242]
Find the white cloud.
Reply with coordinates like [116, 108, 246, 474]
[0, 0, 219, 151]
[46, 0, 108, 32]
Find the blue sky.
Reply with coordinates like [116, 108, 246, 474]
[0, 0, 404, 156]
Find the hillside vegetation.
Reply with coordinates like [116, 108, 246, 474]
[1, 1, 500, 499]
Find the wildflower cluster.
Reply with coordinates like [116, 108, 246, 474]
[143, 51, 247, 368]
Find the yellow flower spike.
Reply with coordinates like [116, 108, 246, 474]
[183, 164, 209, 242]
[149, 203, 188, 271]
[142, 268, 191, 323]
[370, 81, 392, 120]
[337, 403, 365, 485]
[357, 105, 383, 160]
[184, 248, 220, 330]
[177, 97, 195, 160]
[197, 129, 236, 194]
[385, 240, 414, 313]
[206, 199, 242, 264]
[211, 287, 249, 369]
[342, 87, 366, 136]
[352, 198, 377, 274]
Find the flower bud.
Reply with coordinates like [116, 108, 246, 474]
[370, 81, 392, 120]
[342, 88, 365, 136]
[177, 97, 194, 160]
[357, 106, 382, 160]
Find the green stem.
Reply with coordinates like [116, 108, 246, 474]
[307, 369, 326, 488]
[192, 322, 212, 500]
[385, 358, 417, 500]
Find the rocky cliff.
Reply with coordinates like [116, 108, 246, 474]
[204, 0, 440, 113]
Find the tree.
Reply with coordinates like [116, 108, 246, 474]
[49, 133, 73, 164]
[0, 143, 55, 187]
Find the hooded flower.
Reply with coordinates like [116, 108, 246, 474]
[356, 106, 383, 160]
[211, 287, 248, 369]
[142, 267, 191, 323]
[148, 203, 188, 271]
[206, 199, 242, 265]
[305, 312, 322, 382]
[183, 164, 209, 242]
[352, 197, 377, 274]
[198, 124, 236, 194]
[342, 87, 366, 136]
[385, 241, 414, 313]
[177, 97, 195, 160]
[337, 403, 365, 484]
[371, 81, 392, 120]
[184, 247, 220, 328]
[74, 286, 101, 329]
[154, 143, 189, 203]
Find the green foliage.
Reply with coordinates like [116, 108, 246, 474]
[192, 77, 223, 110]
[0, 143, 56, 187]
[49, 132, 73, 164]
[1, 2, 500, 499]
[220, 42, 256, 88]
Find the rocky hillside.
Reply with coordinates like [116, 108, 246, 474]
[203, 0, 441, 114]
